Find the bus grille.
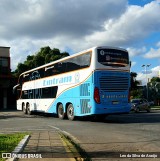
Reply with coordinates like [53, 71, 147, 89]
[99, 76, 129, 92]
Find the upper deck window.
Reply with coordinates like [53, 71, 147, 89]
[65, 52, 91, 72]
[97, 49, 129, 67]
[44, 52, 91, 76]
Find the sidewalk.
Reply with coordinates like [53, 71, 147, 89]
[17, 131, 75, 161]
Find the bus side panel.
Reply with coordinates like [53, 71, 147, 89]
[17, 100, 23, 110]
[47, 75, 94, 116]
[47, 70, 131, 116]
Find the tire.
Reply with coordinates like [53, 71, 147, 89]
[22, 103, 27, 114]
[147, 107, 151, 113]
[67, 104, 75, 121]
[135, 107, 140, 113]
[57, 104, 65, 119]
[26, 103, 32, 115]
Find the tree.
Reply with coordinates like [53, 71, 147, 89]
[130, 72, 140, 90]
[13, 63, 28, 77]
[130, 72, 142, 99]
[148, 77, 160, 104]
[13, 46, 69, 77]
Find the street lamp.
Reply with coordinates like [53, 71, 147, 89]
[142, 64, 151, 100]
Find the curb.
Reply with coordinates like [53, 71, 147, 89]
[48, 126, 89, 161]
[6, 135, 30, 161]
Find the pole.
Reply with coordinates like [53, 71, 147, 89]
[142, 64, 151, 100]
[146, 66, 149, 100]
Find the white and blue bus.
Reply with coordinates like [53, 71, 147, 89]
[14, 46, 131, 120]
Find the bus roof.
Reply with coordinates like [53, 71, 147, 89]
[19, 46, 128, 76]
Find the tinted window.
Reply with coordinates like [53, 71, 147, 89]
[42, 86, 58, 98]
[45, 62, 67, 76]
[65, 52, 91, 72]
[21, 86, 58, 99]
[19, 52, 91, 80]
[97, 49, 129, 67]
[20, 69, 44, 84]
[44, 52, 91, 76]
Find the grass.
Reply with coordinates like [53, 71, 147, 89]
[59, 133, 91, 161]
[0, 133, 28, 161]
[150, 106, 160, 109]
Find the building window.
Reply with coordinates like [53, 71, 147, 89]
[0, 57, 9, 75]
[0, 58, 9, 67]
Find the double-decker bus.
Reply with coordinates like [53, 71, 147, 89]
[13, 46, 131, 120]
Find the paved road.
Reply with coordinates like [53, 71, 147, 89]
[0, 110, 160, 161]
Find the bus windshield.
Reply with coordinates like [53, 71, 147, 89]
[97, 48, 129, 67]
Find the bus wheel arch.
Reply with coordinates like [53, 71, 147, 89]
[57, 103, 65, 119]
[66, 103, 75, 121]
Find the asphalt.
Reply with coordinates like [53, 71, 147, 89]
[2, 108, 160, 161]
[9, 131, 76, 161]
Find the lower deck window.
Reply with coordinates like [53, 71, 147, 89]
[21, 86, 58, 99]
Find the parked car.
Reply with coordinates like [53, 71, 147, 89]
[131, 98, 151, 113]
[148, 101, 154, 106]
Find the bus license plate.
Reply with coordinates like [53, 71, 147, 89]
[112, 101, 119, 105]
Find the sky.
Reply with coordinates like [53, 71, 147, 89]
[0, 0, 160, 84]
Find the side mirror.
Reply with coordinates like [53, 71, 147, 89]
[13, 84, 20, 94]
[129, 61, 131, 67]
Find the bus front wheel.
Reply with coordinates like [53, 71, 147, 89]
[22, 103, 27, 114]
[58, 104, 65, 119]
[67, 104, 75, 121]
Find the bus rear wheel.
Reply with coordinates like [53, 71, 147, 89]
[58, 104, 65, 119]
[26, 103, 32, 115]
[67, 104, 75, 121]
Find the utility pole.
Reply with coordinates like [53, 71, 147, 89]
[142, 64, 151, 100]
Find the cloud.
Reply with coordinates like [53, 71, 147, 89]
[137, 65, 160, 85]
[85, 0, 160, 47]
[156, 41, 160, 47]
[131, 61, 136, 67]
[0, 0, 160, 71]
[127, 47, 146, 57]
[144, 48, 160, 58]
[0, 0, 127, 40]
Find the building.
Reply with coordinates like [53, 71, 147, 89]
[0, 46, 14, 109]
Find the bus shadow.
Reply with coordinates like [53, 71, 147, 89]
[1, 110, 160, 124]
[0, 110, 56, 119]
[77, 111, 160, 124]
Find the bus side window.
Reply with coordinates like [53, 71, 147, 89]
[65, 52, 91, 72]
[45, 68, 51, 77]
[65, 62, 80, 72]
[23, 73, 30, 82]
[44, 66, 54, 77]
[42, 86, 58, 98]
[52, 63, 66, 75]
